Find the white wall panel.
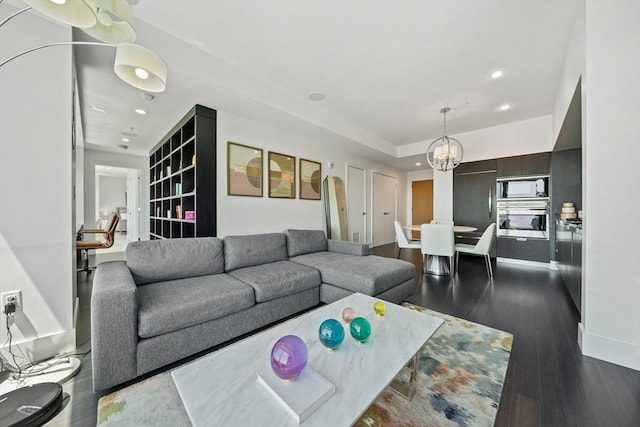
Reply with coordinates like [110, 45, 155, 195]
[0, 9, 74, 360]
[216, 110, 406, 245]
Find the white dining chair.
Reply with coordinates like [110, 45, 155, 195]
[394, 220, 421, 258]
[455, 223, 496, 278]
[420, 223, 455, 275]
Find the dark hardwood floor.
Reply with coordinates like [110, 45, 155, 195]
[46, 245, 639, 426]
[372, 244, 640, 427]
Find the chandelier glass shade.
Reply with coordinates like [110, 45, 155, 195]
[426, 107, 463, 172]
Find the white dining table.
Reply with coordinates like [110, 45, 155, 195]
[404, 224, 478, 275]
[405, 225, 478, 233]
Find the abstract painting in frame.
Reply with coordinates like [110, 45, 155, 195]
[299, 158, 321, 200]
[268, 151, 296, 198]
[227, 141, 263, 197]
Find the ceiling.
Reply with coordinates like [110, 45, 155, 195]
[73, 0, 580, 170]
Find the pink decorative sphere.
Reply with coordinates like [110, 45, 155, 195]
[342, 307, 356, 325]
[270, 335, 308, 381]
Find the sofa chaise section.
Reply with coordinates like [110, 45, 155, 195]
[284, 229, 416, 304]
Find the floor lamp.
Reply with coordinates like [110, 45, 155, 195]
[0, 1, 167, 425]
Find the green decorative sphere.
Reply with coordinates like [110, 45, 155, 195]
[349, 317, 372, 343]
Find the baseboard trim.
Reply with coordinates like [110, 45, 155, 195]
[0, 329, 75, 364]
[496, 257, 551, 269]
[582, 330, 640, 371]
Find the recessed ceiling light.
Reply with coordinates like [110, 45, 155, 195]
[491, 70, 504, 79]
[499, 104, 511, 111]
[415, 162, 421, 166]
[309, 93, 325, 102]
[121, 138, 130, 142]
[135, 109, 146, 115]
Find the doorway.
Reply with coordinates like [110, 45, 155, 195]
[411, 179, 434, 239]
[94, 165, 141, 248]
[346, 164, 366, 244]
[372, 172, 397, 247]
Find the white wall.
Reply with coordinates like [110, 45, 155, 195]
[216, 110, 406, 244]
[433, 170, 453, 221]
[0, 10, 75, 360]
[397, 115, 553, 160]
[83, 149, 149, 240]
[580, 1, 640, 371]
[422, 116, 554, 227]
[98, 176, 127, 217]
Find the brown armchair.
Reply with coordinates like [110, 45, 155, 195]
[76, 211, 120, 273]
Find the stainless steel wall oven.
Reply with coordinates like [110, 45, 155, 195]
[497, 199, 549, 239]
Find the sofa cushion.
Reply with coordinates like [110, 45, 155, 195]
[224, 233, 288, 272]
[283, 229, 328, 257]
[127, 238, 224, 286]
[228, 261, 320, 303]
[290, 252, 414, 295]
[137, 274, 255, 339]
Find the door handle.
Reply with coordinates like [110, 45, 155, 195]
[488, 186, 492, 218]
[362, 212, 366, 216]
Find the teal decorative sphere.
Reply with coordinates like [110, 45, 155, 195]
[318, 319, 345, 350]
[349, 317, 372, 343]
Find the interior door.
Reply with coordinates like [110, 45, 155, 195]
[411, 179, 433, 239]
[346, 165, 366, 243]
[372, 172, 397, 247]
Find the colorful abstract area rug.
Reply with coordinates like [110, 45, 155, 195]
[354, 303, 513, 427]
[97, 304, 513, 427]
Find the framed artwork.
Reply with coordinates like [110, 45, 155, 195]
[268, 151, 296, 198]
[227, 142, 263, 197]
[299, 158, 322, 200]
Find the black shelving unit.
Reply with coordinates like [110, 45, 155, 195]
[149, 105, 216, 239]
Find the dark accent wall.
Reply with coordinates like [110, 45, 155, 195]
[550, 79, 582, 261]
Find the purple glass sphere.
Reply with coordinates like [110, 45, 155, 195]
[270, 335, 308, 381]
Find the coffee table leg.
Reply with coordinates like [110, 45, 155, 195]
[389, 352, 419, 401]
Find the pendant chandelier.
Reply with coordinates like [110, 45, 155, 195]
[426, 107, 463, 172]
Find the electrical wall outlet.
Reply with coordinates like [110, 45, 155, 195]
[2, 290, 22, 314]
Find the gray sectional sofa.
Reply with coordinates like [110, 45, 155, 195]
[91, 229, 415, 391]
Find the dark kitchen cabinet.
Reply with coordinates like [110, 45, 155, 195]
[556, 220, 582, 315]
[497, 152, 550, 177]
[453, 159, 497, 257]
[496, 236, 550, 263]
[496, 156, 521, 178]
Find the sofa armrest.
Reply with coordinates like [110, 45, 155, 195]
[91, 260, 138, 391]
[327, 239, 370, 256]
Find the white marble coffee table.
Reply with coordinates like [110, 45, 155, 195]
[171, 293, 443, 426]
